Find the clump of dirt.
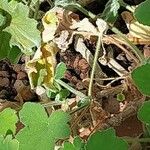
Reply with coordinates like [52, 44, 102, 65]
[0, 59, 38, 104]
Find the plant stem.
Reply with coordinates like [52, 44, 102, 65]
[66, 3, 96, 20]
[111, 27, 145, 62]
[88, 33, 102, 96]
[124, 137, 150, 143]
[27, 0, 32, 6]
[34, 0, 40, 20]
[119, 0, 135, 12]
[55, 79, 87, 98]
[47, 0, 54, 7]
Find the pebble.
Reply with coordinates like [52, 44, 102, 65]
[11, 73, 17, 80]
[14, 80, 24, 92]
[13, 64, 22, 72]
[78, 59, 89, 70]
[17, 71, 27, 80]
[0, 90, 9, 99]
[0, 71, 10, 78]
[0, 77, 10, 87]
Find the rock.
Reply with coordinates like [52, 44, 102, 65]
[0, 77, 10, 87]
[22, 80, 30, 86]
[0, 71, 10, 78]
[21, 64, 25, 71]
[0, 90, 9, 99]
[1, 62, 10, 71]
[14, 80, 37, 102]
[13, 64, 22, 72]
[78, 59, 89, 70]
[11, 73, 17, 80]
[14, 80, 24, 92]
[17, 71, 27, 80]
[102, 98, 120, 114]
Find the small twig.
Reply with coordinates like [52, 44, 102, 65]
[70, 106, 90, 129]
[84, 77, 125, 81]
[107, 36, 139, 64]
[111, 27, 145, 62]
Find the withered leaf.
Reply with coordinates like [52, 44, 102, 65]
[26, 42, 58, 89]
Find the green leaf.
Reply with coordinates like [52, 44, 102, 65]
[55, 89, 70, 101]
[46, 89, 57, 98]
[131, 63, 150, 96]
[0, 13, 6, 27]
[55, 62, 67, 79]
[0, 108, 18, 136]
[101, 0, 120, 23]
[0, 135, 19, 150]
[0, 0, 18, 14]
[60, 137, 85, 150]
[0, 31, 22, 63]
[0, 0, 41, 54]
[134, 0, 150, 26]
[16, 102, 71, 150]
[138, 100, 150, 125]
[86, 128, 128, 150]
[7, 46, 22, 63]
[117, 93, 125, 102]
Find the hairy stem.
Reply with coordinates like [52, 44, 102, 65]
[66, 3, 96, 19]
[124, 137, 150, 143]
[88, 33, 102, 96]
[119, 0, 135, 12]
[34, 0, 40, 20]
[55, 79, 87, 98]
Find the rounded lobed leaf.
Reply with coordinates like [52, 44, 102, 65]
[131, 63, 150, 96]
[138, 100, 150, 125]
[16, 102, 71, 150]
[0, 108, 18, 136]
[134, 0, 150, 26]
[0, 135, 19, 150]
[55, 62, 67, 80]
[86, 128, 128, 150]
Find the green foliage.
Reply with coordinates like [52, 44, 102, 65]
[55, 89, 70, 101]
[0, 31, 22, 63]
[0, 108, 18, 136]
[138, 100, 150, 125]
[117, 93, 125, 102]
[0, 135, 19, 150]
[4, 2, 41, 54]
[0, 0, 41, 62]
[101, 0, 120, 23]
[60, 137, 85, 150]
[134, 0, 150, 26]
[55, 62, 67, 80]
[0, 13, 6, 27]
[16, 102, 71, 150]
[86, 128, 128, 150]
[131, 63, 150, 96]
